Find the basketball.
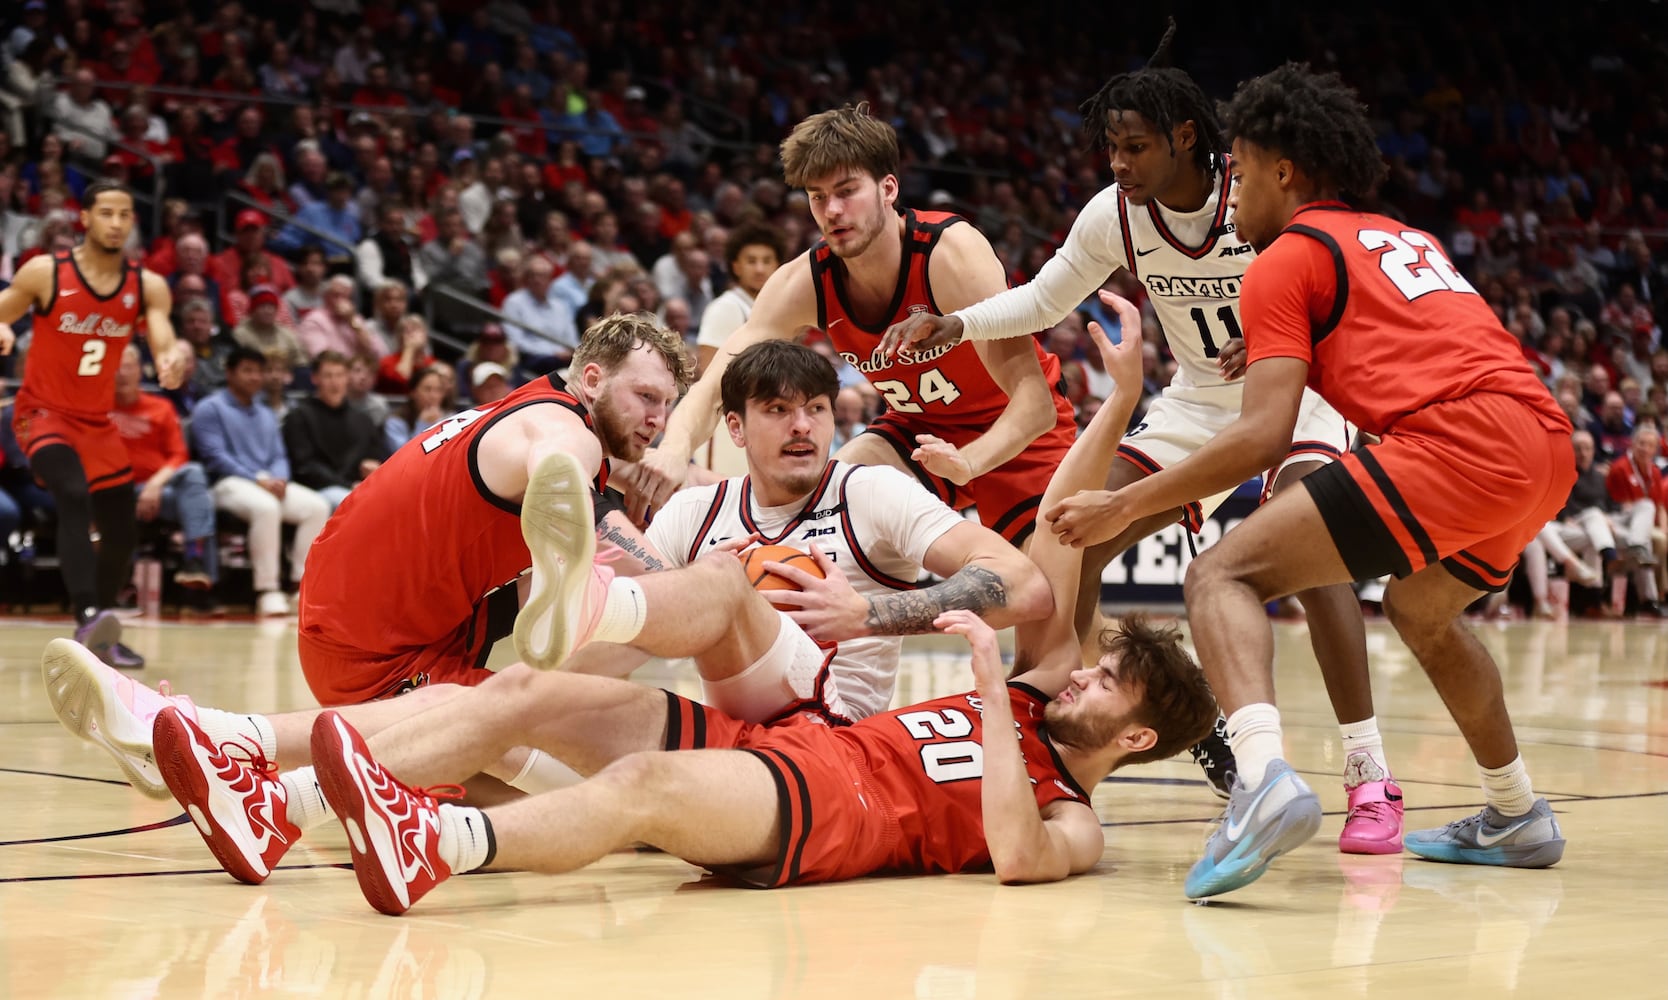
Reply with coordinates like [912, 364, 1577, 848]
[741, 544, 825, 609]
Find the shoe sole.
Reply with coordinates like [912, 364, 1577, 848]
[174, 572, 212, 590]
[1339, 831, 1404, 855]
[41, 638, 171, 799]
[1404, 835, 1566, 868]
[512, 452, 596, 671]
[311, 712, 419, 916]
[153, 710, 283, 885]
[1185, 793, 1324, 899]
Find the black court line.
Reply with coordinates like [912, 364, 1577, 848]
[0, 766, 135, 788]
[0, 862, 351, 885]
[0, 814, 192, 847]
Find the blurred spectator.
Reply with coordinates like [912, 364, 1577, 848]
[832, 386, 868, 452]
[551, 240, 597, 315]
[346, 353, 390, 429]
[382, 365, 452, 453]
[273, 172, 361, 264]
[501, 254, 579, 376]
[110, 345, 217, 595]
[459, 322, 519, 394]
[420, 207, 489, 325]
[365, 280, 410, 353]
[52, 68, 116, 161]
[209, 210, 295, 296]
[1608, 424, 1664, 615]
[588, 212, 635, 274]
[169, 233, 224, 325]
[469, 361, 511, 405]
[299, 275, 386, 360]
[1595, 391, 1634, 459]
[282, 350, 387, 512]
[284, 247, 328, 317]
[176, 298, 230, 402]
[190, 347, 330, 617]
[231, 285, 305, 370]
[357, 204, 427, 292]
[377, 315, 437, 394]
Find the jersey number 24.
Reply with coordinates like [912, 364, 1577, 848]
[871, 368, 962, 414]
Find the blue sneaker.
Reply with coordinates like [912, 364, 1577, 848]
[1184, 759, 1323, 899]
[1403, 799, 1565, 868]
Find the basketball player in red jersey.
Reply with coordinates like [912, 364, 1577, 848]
[145, 290, 1215, 913]
[1047, 65, 1573, 898]
[0, 179, 189, 668]
[629, 104, 1075, 547]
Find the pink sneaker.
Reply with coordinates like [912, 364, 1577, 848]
[311, 711, 462, 916]
[1339, 778, 1405, 854]
[42, 637, 198, 799]
[514, 452, 620, 669]
[153, 706, 301, 884]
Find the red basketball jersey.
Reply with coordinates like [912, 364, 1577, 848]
[828, 682, 1090, 875]
[19, 250, 145, 418]
[811, 209, 1074, 434]
[298, 376, 605, 655]
[1241, 203, 1568, 437]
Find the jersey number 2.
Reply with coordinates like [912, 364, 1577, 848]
[897, 708, 983, 783]
[78, 340, 107, 376]
[1358, 229, 1477, 301]
[872, 368, 962, 414]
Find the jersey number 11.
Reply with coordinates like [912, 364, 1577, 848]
[1187, 305, 1243, 359]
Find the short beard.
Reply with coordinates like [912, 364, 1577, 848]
[590, 390, 642, 461]
[1044, 700, 1127, 752]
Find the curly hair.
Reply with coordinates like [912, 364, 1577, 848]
[1097, 613, 1218, 768]
[1220, 62, 1388, 200]
[570, 312, 695, 392]
[1079, 19, 1225, 173]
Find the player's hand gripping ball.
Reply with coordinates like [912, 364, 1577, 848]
[741, 544, 826, 611]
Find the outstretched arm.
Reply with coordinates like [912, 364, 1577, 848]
[940, 610, 1106, 884]
[0, 256, 51, 354]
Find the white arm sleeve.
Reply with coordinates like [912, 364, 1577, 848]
[952, 186, 1131, 341]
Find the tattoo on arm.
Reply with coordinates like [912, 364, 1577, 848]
[863, 564, 1007, 636]
[597, 521, 666, 573]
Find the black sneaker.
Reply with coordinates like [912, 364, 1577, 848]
[1190, 715, 1237, 801]
[1639, 601, 1666, 619]
[100, 640, 146, 670]
[173, 558, 212, 590]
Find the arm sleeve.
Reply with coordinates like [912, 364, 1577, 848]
[1240, 234, 1336, 366]
[953, 187, 1130, 341]
[843, 466, 968, 565]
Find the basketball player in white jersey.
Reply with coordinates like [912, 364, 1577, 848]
[881, 26, 1403, 855]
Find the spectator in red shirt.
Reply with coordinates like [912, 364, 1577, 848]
[376, 314, 437, 394]
[210, 210, 296, 298]
[1607, 424, 1664, 615]
[351, 63, 408, 112]
[110, 344, 218, 595]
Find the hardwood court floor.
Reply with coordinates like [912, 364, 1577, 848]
[1, 616, 1665, 998]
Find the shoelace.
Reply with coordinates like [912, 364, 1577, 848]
[216, 737, 280, 779]
[1350, 799, 1398, 823]
[411, 783, 467, 807]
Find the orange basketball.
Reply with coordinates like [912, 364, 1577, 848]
[741, 544, 825, 610]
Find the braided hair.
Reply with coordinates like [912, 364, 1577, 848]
[1220, 63, 1388, 200]
[1079, 18, 1225, 173]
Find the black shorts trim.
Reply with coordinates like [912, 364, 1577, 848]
[86, 466, 134, 491]
[1301, 460, 1411, 580]
[1440, 554, 1512, 593]
[1354, 448, 1440, 567]
[987, 493, 1042, 546]
[660, 690, 712, 752]
[466, 584, 522, 670]
[732, 746, 812, 889]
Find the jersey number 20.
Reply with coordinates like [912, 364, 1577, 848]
[872, 368, 962, 414]
[896, 707, 983, 783]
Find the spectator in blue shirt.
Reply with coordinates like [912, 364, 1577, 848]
[553, 95, 625, 159]
[272, 173, 363, 264]
[190, 347, 331, 616]
[500, 254, 580, 380]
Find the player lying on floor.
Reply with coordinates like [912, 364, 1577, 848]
[40, 341, 1052, 881]
[143, 290, 1216, 913]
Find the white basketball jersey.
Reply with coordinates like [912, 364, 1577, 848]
[1115, 159, 1253, 390]
[647, 461, 966, 718]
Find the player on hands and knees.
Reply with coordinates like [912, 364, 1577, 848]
[879, 22, 1396, 854]
[626, 104, 1077, 549]
[0, 179, 190, 668]
[151, 289, 1216, 914]
[1047, 64, 1571, 897]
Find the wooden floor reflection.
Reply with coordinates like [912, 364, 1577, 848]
[2, 616, 1664, 998]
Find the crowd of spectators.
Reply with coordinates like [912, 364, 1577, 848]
[0, 2, 1665, 614]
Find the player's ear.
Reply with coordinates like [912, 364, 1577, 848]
[1120, 724, 1158, 755]
[1174, 120, 1196, 155]
[880, 173, 899, 206]
[1275, 157, 1297, 192]
[725, 410, 745, 447]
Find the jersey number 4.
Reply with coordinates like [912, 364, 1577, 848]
[871, 368, 962, 414]
[421, 407, 488, 453]
[1358, 229, 1477, 301]
[896, 707, 984, 783]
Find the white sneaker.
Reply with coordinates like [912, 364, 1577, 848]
[513, 453, 601, 670]
[256, 591, 292, 617]
[41, 638, 198, 799]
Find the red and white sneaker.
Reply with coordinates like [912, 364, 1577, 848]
[1339, 778, 1405, 854]
[153, 706, 301, 884]
[514, 452, 618, 670]
[42, 637, 198, 799]
[311, 711, 460, 916]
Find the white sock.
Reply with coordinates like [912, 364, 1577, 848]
[590, 576, 647, 645]
[1479, 756, 1535, 817]
[505, 749, 585, 794]
[1339, 716, 1390, 786]
[277, 766, 334, 831]
[436, 804, 494, 873]
[194, 708, 278, 762]
[1226, 703, 1287, 792]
